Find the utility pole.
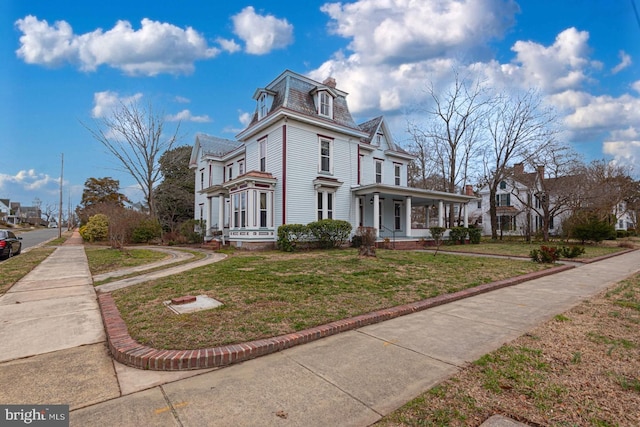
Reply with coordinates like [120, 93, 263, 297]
[58, 153, 63, 239]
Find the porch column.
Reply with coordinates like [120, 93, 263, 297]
[405, 196, 412, 237]
[354, 196, 360, 230]
[425, 205, 430, 227]
[463, 202, 469, 228]
[438, 200, 444, 227]
[205, 196, 212, 237]
[373, 193, 380, 238]
[218, 194, 225, 232]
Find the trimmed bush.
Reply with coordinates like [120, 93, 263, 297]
[448, 227, 468, 244]
[355, 226, 377, 256]
[307, 219, 352, 249]
[557, 245, 585, 259]
[468, 226, 482, 244]
[79, 214, 109, 242]
[277, 223, 309, 252]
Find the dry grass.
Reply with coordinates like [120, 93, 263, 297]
[378, 272, 640, 427]
[111, 249, 553, 350]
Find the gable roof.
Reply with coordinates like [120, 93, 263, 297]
[358, 116, 413, 158]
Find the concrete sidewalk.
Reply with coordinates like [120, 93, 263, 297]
[1, 233, 639, 426]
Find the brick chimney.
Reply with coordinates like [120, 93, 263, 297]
[537, 165, 545, 177]
[323, 77, 336, 88]
[513, 162, 524, 175]
[464, 184, 474, 196]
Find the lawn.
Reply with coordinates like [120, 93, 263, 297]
[436, 240, 629, 258]
[85, 246, 172, 275]
[378, 271, 640, 426]
[112, 248, 554, 350]
[0, 232, 70, 295]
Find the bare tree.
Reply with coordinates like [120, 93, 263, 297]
[83, 101, 180, 218]
[483, 89, 557, 240]
[509, 143, 584, 241]
[408, 72, 489, 227]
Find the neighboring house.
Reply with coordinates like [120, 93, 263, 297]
[469, 163, 637, 237]
[190, 70, 474, 248]
[0, 199, 9, 222]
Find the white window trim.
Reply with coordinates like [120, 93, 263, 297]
[317, 91, 333, 119]
[316, 189, 335, 220]
[375, 159, 383, 184]
[259, 138, 267, 172]
[319, 137, 334, 174]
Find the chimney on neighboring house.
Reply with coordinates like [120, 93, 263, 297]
[323, 77, 336, 88]
[537, 165, 545, 177]
[513, 162, 524, 175]
[464, 185, 474, 196]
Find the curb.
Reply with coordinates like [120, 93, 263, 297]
[98, 263, 575, 371]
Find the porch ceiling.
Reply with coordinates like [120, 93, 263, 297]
[352, 184, 476, 205]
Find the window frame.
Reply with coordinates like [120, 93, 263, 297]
[318, 91, 333, 118]
[259, 138, 267, 172]
[394, 163, 401, 186]
[318, 137, 333, 174]
[375, 159, 383, 184]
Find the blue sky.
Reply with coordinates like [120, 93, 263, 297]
[1, 0, 639, 212]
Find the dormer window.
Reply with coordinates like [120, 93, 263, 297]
[259, 93, 268, 119]
[319, 92, 332, 117]
[254, 89, 275, 120]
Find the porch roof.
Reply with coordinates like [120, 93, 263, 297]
[352, 184, 476, 205]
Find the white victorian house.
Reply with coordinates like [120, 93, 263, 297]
[190, 70, 475, 249]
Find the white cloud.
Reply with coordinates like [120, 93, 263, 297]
[631, 81, 640, 94]
[175, 96, 190, 104]
[15, 15, 219, 75]
[166, 109, 211, 123]
[321, 0, 519, 65]
[232, 6, 294, 54]
[217, 37, 242, 53]
[612, 50, 632, 74]
[562, 93, 640, 132]
[0, 169, 59, 196]
[603, 131, 640, 173]
[238, 111, 252, 126]
[91, 91, 142, 118]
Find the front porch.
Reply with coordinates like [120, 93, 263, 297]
[352, 183, 477, 240]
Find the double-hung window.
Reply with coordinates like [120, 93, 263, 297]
[318, 91, 333, 118]
[319, 138, 333, 174]
[375, 159, 383, 184]
[259, 138, 267, 172]
[317, 191, 334, 220]
[238, 160, 245, 176]
[259, 192, 268, 228]
[496, 193, 511, 207]
[394, 163, 401, 186]
[394, 202, 401, 230]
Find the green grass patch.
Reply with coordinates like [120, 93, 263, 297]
[85, 246, 171, 275]
[112, 248, 552, 350]
[0, 247, 56, 295]
[441, 241, 625, 259]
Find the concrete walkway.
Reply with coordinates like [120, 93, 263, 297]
[1, 232, 639, 427]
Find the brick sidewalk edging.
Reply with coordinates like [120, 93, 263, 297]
[98, 263, 576, 371]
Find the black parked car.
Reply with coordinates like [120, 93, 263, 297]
[0, 230, 22, 259]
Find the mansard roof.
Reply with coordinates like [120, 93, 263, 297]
[240, 70, 363, 138]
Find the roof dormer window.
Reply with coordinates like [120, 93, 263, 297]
[259, 93, 268, 119]
[254, 89, 275, 120]
[319, 91, 332, 118]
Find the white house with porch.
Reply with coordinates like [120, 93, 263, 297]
[190, 70, 475, 249]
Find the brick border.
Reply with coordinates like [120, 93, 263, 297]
[98, 263, 578, 371]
